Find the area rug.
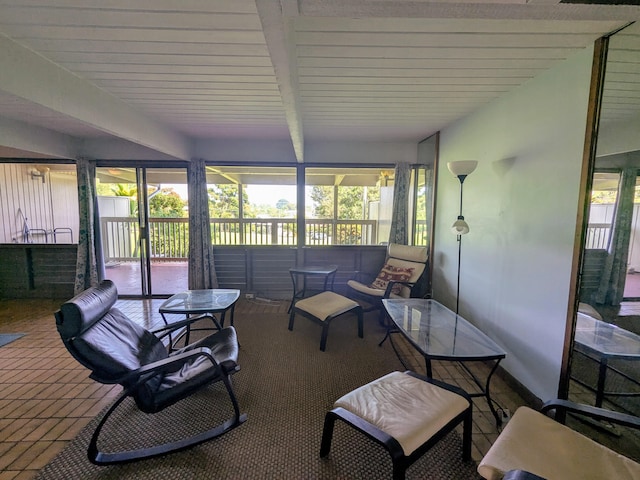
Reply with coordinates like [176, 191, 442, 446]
[35, 313, 482, 479]
[0, 333, 24, 348]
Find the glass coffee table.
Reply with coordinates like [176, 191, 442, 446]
[159, 289, 240, 349]
[383, 298, 507, 425]
[573, 312, 640, 408]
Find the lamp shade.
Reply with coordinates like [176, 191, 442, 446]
[447, 161, 478, 178]
[451, 216, 469, 235]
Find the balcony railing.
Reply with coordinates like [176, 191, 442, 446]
[100, 217, 378, 262]
[586, 223, 611, 250]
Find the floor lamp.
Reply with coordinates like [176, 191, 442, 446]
[447, 161, 478, 314]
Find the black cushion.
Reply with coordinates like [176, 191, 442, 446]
[56, 280, 241, 414]
[56, 280, 118, 340]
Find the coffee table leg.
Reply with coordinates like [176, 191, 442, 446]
[596, 357, 608, 408]
[425, 357, 433, 378]
[485, 359, 502, 427]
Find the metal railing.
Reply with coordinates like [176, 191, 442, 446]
[586, 223, 611, 250]
[100, 217, 378, 262]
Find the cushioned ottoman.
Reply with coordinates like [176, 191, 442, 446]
[478, 406, 640, 480]
[320, 371, 472, 480]
[288, 290, 363, 351]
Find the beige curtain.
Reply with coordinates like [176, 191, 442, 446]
[74, 158, 100, 294]
[389, 163, 410, 245]
[187, 158, 218, 289]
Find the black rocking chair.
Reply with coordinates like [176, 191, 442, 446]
[55, 280, 246, 465]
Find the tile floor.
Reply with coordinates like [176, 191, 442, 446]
[0, 296, 632, 479]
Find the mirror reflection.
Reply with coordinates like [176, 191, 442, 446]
[573, 22, 640, 460]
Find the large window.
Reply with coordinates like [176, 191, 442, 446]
[206, 165, 297, 245]
[205, 165, 393, 246]
[305, 167, 388, 245]
[0, 162, 78, 244]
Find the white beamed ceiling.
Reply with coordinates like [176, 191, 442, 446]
[0, 0, 638, 161]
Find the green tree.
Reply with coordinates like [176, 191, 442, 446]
[208, 184, 252, 218]
[310, 185, 379, 219]
[149, 188, 187, 218]
[275, 198, 295, 217]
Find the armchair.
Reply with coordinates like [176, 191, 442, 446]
[55, 280, 246, 465]
[347, 243, 429, 324]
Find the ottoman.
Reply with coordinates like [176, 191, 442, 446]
[288, 290, 363, 351]
[320, 370, 472, 480]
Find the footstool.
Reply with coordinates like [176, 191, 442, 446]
[320, 371, 472, 480]
[288, 291, 363, 351]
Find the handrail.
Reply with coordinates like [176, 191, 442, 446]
[99, 217, 381, 262]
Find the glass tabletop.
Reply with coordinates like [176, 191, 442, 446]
[289, 265, 338, 275]
[575, 312, 640, 358]
[159, 289, 240, 314]
[383, 298, 506, 361]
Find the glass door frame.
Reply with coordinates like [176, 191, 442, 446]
[96, 161, 189, 298]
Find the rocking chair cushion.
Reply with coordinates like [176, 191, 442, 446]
[58, 279, 119, 338]
[72, 307, 168, 384]
[138, 326, 239, 413]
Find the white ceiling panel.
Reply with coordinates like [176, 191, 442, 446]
[0, 0, 637, 161]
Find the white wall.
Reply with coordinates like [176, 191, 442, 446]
[433, 46, 594, 401]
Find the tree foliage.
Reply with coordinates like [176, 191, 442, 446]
[310, 185, 379, 219]
[149, 188, 187, 218]
[207, 184, 252, 218]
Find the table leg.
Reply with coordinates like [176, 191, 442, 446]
[596, 357, 609, 408]
[484, 359, 503, 427]
[229, 303, 236, 327]
[425, 358, 433, 378]
[459, 359, 504, 427]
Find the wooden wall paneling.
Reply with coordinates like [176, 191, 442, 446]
[31, 245, 76, 297]
[301, 245, 387, 295]
[249, 246, 296, 299]
[212, 246, 248, 291]
[0, 246, 29, 298]
[0, 245, 76, 298]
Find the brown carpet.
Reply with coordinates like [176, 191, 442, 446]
[35, 312, 482, 479]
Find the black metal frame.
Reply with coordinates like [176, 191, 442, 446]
[87, 345, 246, 465]
[287, 265, 338, 313]
[320, 371, 472, 480]
[540, 398, 640, 429]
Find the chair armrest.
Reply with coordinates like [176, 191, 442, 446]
[541, 399, 640, 430]
[383, 280, 415, 298]
[152, 313, 220, 340]
[117, 346, 220, 385]
[350, 270, 375, 284]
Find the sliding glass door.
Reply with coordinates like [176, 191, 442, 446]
[96, 166, 188, 297]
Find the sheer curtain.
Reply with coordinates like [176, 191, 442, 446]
[596, 167, 637, 305]
[187, 158, 218, 289]
[74, 158, 100, 294]
[388, 163, 410, 245]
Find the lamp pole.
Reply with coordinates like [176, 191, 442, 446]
[447, 161, 477, 316]
[455, 176, 465, 315]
